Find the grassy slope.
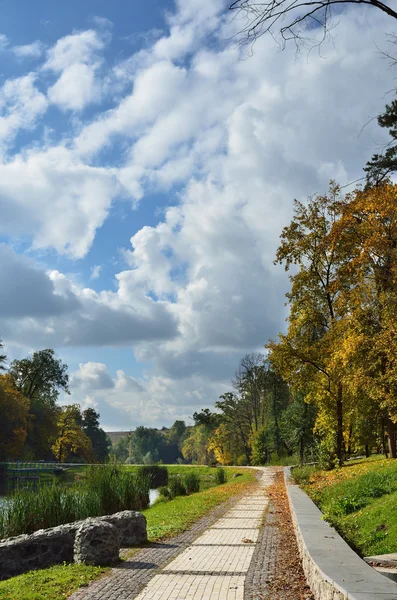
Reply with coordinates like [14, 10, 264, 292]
[294, 456, 397, 556]
[0, 467, 256, 600]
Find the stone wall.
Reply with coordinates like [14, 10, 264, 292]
[284, 467, 397, 600]
[0, 510, 146, 580]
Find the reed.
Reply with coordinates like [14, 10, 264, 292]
[0, 465, 150, 539]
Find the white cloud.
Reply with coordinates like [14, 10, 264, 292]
[44, 29, 105, 72]
[48, 63, 100, 111]
[44, 29, 107, 111]
[12, 41, 45, 59]
[0, 2, 394, 427]
[0, 34, 8, 51]
[90, 265, 102, 280]
[0, 74, 47, 152]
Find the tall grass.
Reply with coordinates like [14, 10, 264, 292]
[184, 472, 200, 494]
[0, 465, 150, 539]
[215, 468, 226, 485]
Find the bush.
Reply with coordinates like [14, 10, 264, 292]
[292, 465, 318, 485]
[168, 476, 186, 499]
[136, 465, 168, 488]
[184, 472, 200, 494]
[215, 468, 226, 485]
[158, 485, 170, 498]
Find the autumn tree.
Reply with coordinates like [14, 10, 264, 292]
[52, 404, 94, 463]
[267, 184, 350, 464]
[9, 349, 69, 459]
[330, 182, 397, 456]
[0, 374, 30, 460]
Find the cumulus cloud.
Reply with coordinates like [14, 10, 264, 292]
[0, 73, 47, 152]
[0, 256, 178, 349]
[45, 29, 107, 111]
[12, 41, 45, 59]
[0, 1, 394, 427]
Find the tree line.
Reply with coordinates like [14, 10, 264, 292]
[0, 347, 110, 463]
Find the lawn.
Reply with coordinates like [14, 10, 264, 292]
[0, 467, 257, 600]
[293, 456, 397, 556]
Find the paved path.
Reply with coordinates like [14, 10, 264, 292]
[71, 468, 276, 600]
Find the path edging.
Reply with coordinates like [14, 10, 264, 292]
[284, 466, 397, 600]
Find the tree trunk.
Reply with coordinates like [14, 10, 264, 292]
[299, 437, 304, 467]
[365, 444, 370, 458]
[336, 383, 344, 465]
[387, 418, 397, 458]
[382, 417, 389, 457]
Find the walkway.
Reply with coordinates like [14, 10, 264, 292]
[71, 468, 277, 600]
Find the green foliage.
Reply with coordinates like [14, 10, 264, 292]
[184, 472, 200, 494]
[365, 99, 397, 185]
[0, 338, 6, 370]
[136, 465, 168, 488]
[292, 465, 319, 485]
[82, 408, 111, 463]
[215, 468, 226, 484]
[168, 475, 186, 498]
[9, 349, 69, 460]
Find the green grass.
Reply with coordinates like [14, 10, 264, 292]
[0, 564, 108, 600]
[143, 467, 255, 540]
[295, 456, 397, 556]
[0, 467, 256, 599]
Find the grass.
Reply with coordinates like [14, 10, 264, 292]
[0, 564, 108, 600]
[0, 465, 150, 538]
[293, 455, 397, 556]
[0, 467, 256, 599]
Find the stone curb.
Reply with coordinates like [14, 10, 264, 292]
[284, 467, 397, 600]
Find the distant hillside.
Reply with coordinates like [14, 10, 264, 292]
[106, 431, 132, 445]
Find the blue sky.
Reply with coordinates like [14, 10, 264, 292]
[0, 0, 392, 429]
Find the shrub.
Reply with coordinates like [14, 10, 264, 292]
[215, 468, 226, 485]
[292, 465, 318, 485]
[168, 476, 186, 499]
[184, 472, 200, 494]
[136, 465, 168, 488]
[158, 485, 170, 498]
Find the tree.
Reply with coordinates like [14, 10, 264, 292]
[229, 1, 397, 50]
[52, 405, 94, 463]
[82, 408, 111, 463]
[365, 99, 397, 186]
[129, 426, 163, 464]
[9, 349, 69, 402]
[182, 424, 216, 465]
[0, 340, 6, 371]
[281, 392, 317, 465]
[330, 182, 397, 456]
[267, 184, 350, 464]
[9, 349, 69, 459]
[110, 435, 130, 463]
[0, 374, 30, 460]
[168, 420, 187, 444]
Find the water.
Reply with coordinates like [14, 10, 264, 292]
[149, 489, 159, 506]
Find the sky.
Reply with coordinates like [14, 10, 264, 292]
[0, 0, 394, 430]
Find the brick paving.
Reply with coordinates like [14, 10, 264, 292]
[70, 468, 280, 600]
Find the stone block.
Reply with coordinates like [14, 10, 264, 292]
[97, 510, 147, 546]
[74, 519, 120, 566]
